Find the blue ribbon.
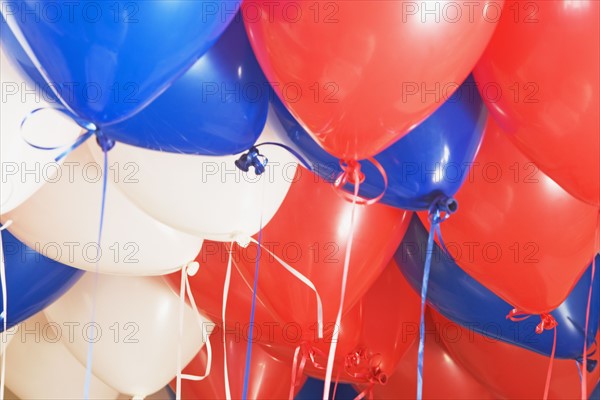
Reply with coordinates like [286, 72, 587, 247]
[417, 196, 457, 400]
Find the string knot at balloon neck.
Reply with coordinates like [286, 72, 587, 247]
[184, 261, 200, 276]
[235, 146, 268, 175]
[576, 341, 598, 372]
[339, 159, 365, 185]
[428, 195, 458, 224]
[95, 129, 115, 153]
[344, 347, 386, 385]
[506, 309, 558, 334]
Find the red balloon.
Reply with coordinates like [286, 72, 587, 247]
[300, 260, 420, 384]
[234, 167, 411, 349]
[244, 1, 503, 160]
[474, 0, 600, 206]
[171, 325, 305, 399]
[355, 309, 494, 399]
[432, 310, 600, 399]
[419, 117, 598, 314]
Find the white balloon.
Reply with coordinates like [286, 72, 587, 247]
[88, 107, 298, 242]
[44, 273, 211, 398]
[1, 143, 203, 275]
[0, 46, 80, 213]
[3, 312, 119, 400]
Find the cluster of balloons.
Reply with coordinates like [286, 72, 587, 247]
[1, 1, 598, 399]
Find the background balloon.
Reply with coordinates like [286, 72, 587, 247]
[0, 44, 80, 213]
[244, 0, 502, 160]
[96, 15, 268, 155]
[434, 310, 600, 399]
[0, 228, 82, 331]
[474, 0, 599, 206]
[2, 144, 204, 275]
[397, 215, 599, 360]
[296, 378, 358, 400]
[44, 274, 210, 398]
[272, 76, 487, 210]
[418, 117, 598, 314]
[3, 1, 239, 125]
[355, 309, 494, 400]
[3, 312, 119, 400]
[90, 107, 297, 242]
[299, 260, 420, 385]
[233, 167, 411, 350]
[171, 325, 305, 399]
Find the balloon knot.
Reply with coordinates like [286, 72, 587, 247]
[339, 159, 365, 184]
[344, 347, 386, 384]
[185, 261, 200, 276]
[428, 195, 458, 224]
[235, 146, 268, 175]
[95, 129, 116, 152]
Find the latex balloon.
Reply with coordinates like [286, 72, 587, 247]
[2, 1, 239, 125]
[434, 310, 600, 399]
[296, 378, 358, 400]
[2, 144, 203, 275]
[170, 325, 306, 399]
[244, 0, 502, 160]
[233, 166, 411, 349]
[299, 261, 420, 385]
[4, 312, 119, 400]
[355, 309, 494, 400]
[397, 215, 599, 360]
[0, 228, 82, 331]
[1, 14, 268, 156]
[89, 107, 297, 242]
[44, 274, 210, 398]
[0, 45, 80, 213]
[474, 1, 599, 206]
[418, 117, 598, 314]
[271, 76, 487, 210]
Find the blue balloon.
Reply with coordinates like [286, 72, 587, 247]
[395, 215, 599, 361]
[272, 76, 487, 210]
[103, 16, 268, 155]
[1, 228, 83, 331]
[3, 1, 240, 125]
[295, 378, 358, 400]
[2, 13, 267, 155]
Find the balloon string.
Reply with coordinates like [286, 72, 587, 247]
[506, 309, 558, 399]
[175, 261, 213, 399]
[83, 148, 109, 400]
[0, 220, 14, 400]
[416, 196, 457, 400]
[353, 382, 374, 400]
[289, 342, 326, 400]
[254, 142, 313, 171]
[20, 107, 97, 162]
[323, 168, 360, 400]
[332, 158, 387, 206]
[332, 372, 340, 399]
[248, 238, 324, 339]
[543, 326, 557, 400]
[416, 212, 437, 400]
[242, 176, 267, 400]
[222, 242, 235, 400]
[581, 255, 596, 399]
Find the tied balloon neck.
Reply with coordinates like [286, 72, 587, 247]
[344, 347, 387, 385]
[577, 341, 598, 372]
[235, 146, 268, 175]
[95, 129, 116, 153]
[340, 159, 366, 185]
[428, 195, 458, 224]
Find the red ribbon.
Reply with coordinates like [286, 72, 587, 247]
[506, 309, 558, 400]
[289, 342, 327, 400]
[332, 158, 388, 206]
[343, 347, 388, 400]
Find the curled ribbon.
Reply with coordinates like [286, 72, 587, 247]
[507, 309, 558, 400]
[332, 158, 388, 206]
[289, 341, 327, 400]
[343, 347, 387, 400]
